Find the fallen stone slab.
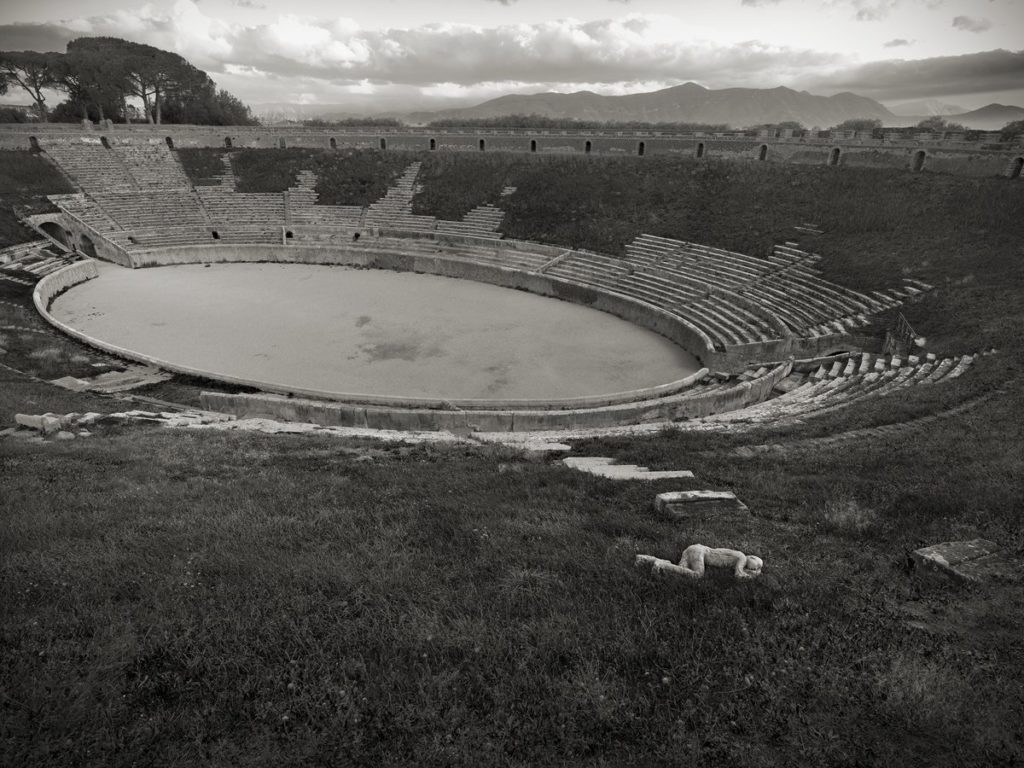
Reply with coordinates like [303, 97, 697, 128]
[54, 430, 75, 441]
[654, 490, 749, 517]
[563, 456, 694, 481]
[49, 376, 92, 392]
[910, 539, 1021, 585]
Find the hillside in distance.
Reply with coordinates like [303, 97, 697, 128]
[945, 103, 1024, 131]
[405, 83, 895, 128]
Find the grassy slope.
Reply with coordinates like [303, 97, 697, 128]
[1, 151, 1023, 765]
[2, 429, 1021, 767]
[0, 150, 74, 248]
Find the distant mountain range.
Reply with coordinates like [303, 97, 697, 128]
[404, 83, 894, 129]
[943, 104, 1024, 131]
[250, 83, 1023, 132]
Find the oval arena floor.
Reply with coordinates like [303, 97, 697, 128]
[50, 262, 700, 401]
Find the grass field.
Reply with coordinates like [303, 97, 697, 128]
[2, 150, 1023, 766]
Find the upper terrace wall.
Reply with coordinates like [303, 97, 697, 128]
[2, 124, 1021, 178]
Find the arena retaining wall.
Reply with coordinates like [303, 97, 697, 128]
[199, 360, 791, 432]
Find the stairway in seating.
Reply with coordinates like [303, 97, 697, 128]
[362, 163, 436, 232]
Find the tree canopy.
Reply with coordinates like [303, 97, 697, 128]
[915, 116, 966, 133]
[0, 38, 257, 126]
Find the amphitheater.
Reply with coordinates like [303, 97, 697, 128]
[3, 123, 1016, 434]
[3, 122, 1023, 764]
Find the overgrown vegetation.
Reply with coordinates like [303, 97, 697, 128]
[412, 154, 527, 220]
[178, 148, 411, 206]
[0, 149, 73, 247]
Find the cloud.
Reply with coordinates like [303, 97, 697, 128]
[0, 1, 1018, 110]
[0, 4, 844, 90]
[0, 23, 77, 52]
[806, 48, 1024, 101]
[883, 38, 912, 47]
[825, 0, 944, 21]
[849, 0, 900, 21]
[740, 0, 783, 6]
[952, 15, 992, 32]
[232, 0, 267, 8]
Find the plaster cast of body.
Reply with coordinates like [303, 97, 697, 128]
[636, 545, 763, 580]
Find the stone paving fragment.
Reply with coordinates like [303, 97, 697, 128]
[49, 376, 92, 392]
[562, 456, 694, 481]
[910, 539, 1021, 585]
[654, 490, 749, 516]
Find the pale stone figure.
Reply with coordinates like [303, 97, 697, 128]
[636, 545, 763, 580]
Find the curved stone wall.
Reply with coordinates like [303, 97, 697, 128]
[200, 360, 792, 433]
[3, 124, 1021, 178]
[34, 254, 725, 428]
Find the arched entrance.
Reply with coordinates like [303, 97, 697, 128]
[29, 136, 40, 152]
[637, 141, 645, 157]
[278, 138, 287, 149]
[329, 137, 337, 149]
[758, 144, 768, 161]
[165, 136, 174, 149]
[80, 234, 98, 258]
[696, 142, 705, 159]
[1009, 157, 1023, 179]
[429, 138, 437, 151]
[39, 221, 68, 247]
[224, 137, 233, 148]
[584, 140, 592, 154]
[379, 138, 387, 150]
[912, 150, 926, 172]
[828, 147, 841, 166]
[479, 139, 486, 152]
[530, 139, 537, 153]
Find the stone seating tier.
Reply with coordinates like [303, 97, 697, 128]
[708, 352, 973, 425]
[627, 242, 761, 287]
[49, 194, 124, 233]
[91, 191, 209, 230]
[111, 141, 192, 190]
[195, 188, 287, 224]
[43, 141, 137, 192]
[632, 234, 774, 278]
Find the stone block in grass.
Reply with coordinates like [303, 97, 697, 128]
[910, 539, 1020, 585]
[654, 490, 749, 517]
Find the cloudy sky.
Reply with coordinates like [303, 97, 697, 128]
[0, 0, 1021, 113]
